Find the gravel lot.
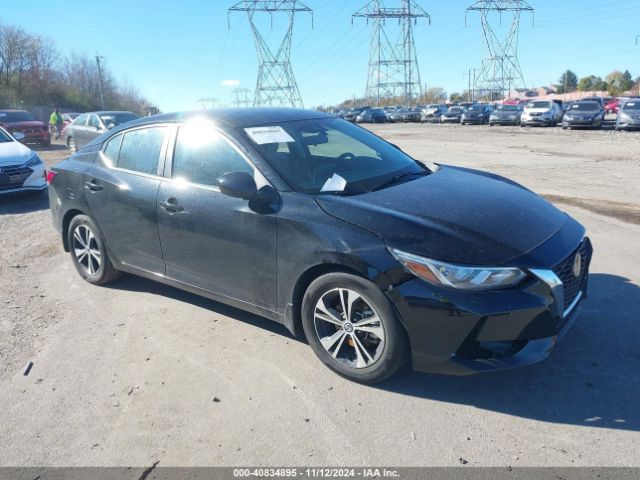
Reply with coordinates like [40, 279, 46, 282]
[1, 124, 639, 467]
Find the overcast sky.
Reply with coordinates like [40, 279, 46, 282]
[6, 0, 640, 110]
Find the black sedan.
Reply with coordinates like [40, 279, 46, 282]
[489, 105, 523, 126]
[356, 108, 387, 123]
[63, 111, 139, 152]
[48, 108, 592, 383]
[561, 101, 605, 130]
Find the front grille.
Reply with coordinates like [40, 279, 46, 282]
[0, 164, 33, 191]
[552, 240, 591, 311]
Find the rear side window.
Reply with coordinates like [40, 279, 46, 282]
[74, 114, 89, 126]
[117, 127, 166, 175]
[103, 134, 123, 165]
[172, 126, 253, 187]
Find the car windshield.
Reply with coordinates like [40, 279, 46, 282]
[623, 102, 640, 111]
[528, 102, 551, 109]
[99, 113, 138, 127]
[571, 103, 599, 111]
[240, 117, 428, 195]
[448, 107, 463, 113]
[0, 111, 36, 122]
[0, 128, 14, 143]
[496, 105, 519, 111]
[468, 105, 482, 111]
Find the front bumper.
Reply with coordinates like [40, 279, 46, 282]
[521, 117, 553, 126]
[462, 117, 486, 124]
[441, 117, 461, 123]
[386, 236, 593, 376]
[0, 163, 46, 194]
[562, 119, 601, 128]
[616, 121, 640, 130]
[13, 129, 50, 143]
[490, 116, 519, 125]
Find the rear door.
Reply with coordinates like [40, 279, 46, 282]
[157, 123, 277, 309]
[83, 125, 169, 274]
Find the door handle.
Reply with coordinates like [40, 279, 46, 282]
[84, 180, 103, 191]
[159, 198, 184, 213]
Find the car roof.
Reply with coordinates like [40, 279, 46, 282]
[0, 109, 30, 113]
[84, 108, 334, 149]
[128, 108, 332, 130]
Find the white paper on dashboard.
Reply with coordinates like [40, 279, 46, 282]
[244, 126, 294, 145]
[320, 174, 347, 193]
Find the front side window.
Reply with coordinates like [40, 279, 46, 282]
[528, 102, 551, 109]
[88, 115, 101, 129]
[117, 127, 166, 175]
[623, 102, 640, 111]
[240, 117, 427, 194]
[100, 113, 138, 128]
[172, 125, 253, 187]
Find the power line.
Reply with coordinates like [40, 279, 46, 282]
[466, 0, 534, 101]
[353, 0, 431, 106]
[228, 1, 312, 108]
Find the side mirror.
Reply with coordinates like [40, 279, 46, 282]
[106, 123, 116, 130]
[13, 132, 26, 141]
[218, 172, 258, 200]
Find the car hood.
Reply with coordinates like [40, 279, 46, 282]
[316, 165, 568, 266]
[0, 141, 33, 166]
[1, 121, 46, 129]
[524, 108, 551, 114]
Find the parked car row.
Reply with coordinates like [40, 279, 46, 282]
[334, 97, 640, 131]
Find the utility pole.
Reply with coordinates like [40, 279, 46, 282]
[228, 1, 312, 108]
[464, 68, 479, 102]
[353, 0, 431, 107]
[95, 54, 105, 110]
[466, 1, 534, 101]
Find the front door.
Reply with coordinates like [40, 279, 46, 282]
[84, 125, 169, 274]
[157, 124, 277, 310]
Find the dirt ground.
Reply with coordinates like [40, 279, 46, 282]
[1, 124, 639, 467]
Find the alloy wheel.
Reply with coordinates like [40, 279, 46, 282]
[314, 288, 385, 369]
[72, 224, 102, 276]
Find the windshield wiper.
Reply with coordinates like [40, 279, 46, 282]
[371, 170, 430, 192]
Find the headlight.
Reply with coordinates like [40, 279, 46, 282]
[563, 115, 573, 121]
[23, 154, 43, 167]
[389, 249, 527, 291]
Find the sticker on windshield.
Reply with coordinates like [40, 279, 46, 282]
[244, 126, 294, 145]
[321, 173, 347, 193]
[627, 103, 636, 107]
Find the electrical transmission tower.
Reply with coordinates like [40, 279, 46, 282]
[466, 0, 534, 101]
[228, 1, 312, 108]
[232, 88, 253, 108]
[353, 0, 430, 106]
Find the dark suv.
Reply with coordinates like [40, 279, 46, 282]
[48, 108, 592, 383]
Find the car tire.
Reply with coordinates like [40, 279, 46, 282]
[301, 272, 409, 384]
[67, 215, 121, 285]
[67, 137, 77, 153]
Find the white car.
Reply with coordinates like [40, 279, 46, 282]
[0, 128, 46, 195]
[521, 100, 563, 127]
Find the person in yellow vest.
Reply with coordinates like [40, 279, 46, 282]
[49, 108, 62, 140]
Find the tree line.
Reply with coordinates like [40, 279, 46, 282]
[556, 69, 639, 96]
[0, 21, 151, 114]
